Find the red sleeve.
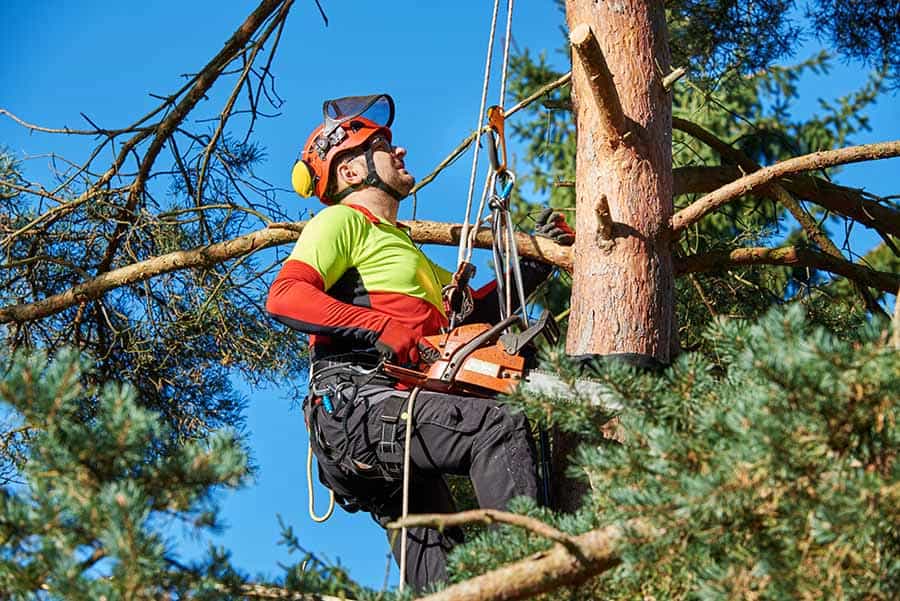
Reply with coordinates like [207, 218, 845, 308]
[266, 259, 390, 344]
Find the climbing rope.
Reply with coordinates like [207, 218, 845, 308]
[307, 440, 335, 523]
[458, 0, 503, 268]
[457, 0, 516, 268]
[397, 386, 422, 593]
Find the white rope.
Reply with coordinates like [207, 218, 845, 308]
[458, 0, 502, 267]
[398, 386, 422, 593]
[307, 440, 335, 523]
[459, 0, 516, 269]
[498, 0, 515, 106]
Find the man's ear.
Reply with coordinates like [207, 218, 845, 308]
[335, 158, 364, 186]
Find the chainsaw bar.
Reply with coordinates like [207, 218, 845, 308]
[519, 369, 622, 410]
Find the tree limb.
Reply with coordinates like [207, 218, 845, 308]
[0, 221, 573, 325]
[569, 24, 626, 142]
[674, 246, 900, 293]
[417, 522, 644, 601]
[96, 0, 290, 274]
[673, 116, 887, 315]
[9, 220, 898, 325]
[388, 509, 581, 554]
[671, 140, 900, 236]
[673, 165, 900, 239]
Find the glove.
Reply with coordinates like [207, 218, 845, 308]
[375, 319, 440, 366]
[534, 207, 575, 246]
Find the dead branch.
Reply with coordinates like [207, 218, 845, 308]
[569, 24, 626, 141]
[662, 67, 687, 90]
[671, 140, 900, 236]
[674, 246, 900, 293]
[388, 509, 580, 553]
[673, 165, 900, 239]
[96, 0, 290, 273]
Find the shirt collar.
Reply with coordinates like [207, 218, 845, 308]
[346, 203, 409, 230]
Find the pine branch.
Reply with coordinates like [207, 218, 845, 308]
[673, 116, 886, 316]
[0, 221, 572, 325]
[7, 219, 895, 325]
[673, 165, 900, 239]
[671, 140, 900, 236]
[95, 0, 291, 274]
[674, 245, 900, 293]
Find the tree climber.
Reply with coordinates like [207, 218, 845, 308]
[266, 94, 574, 591]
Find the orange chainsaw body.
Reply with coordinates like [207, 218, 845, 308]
[383, 323, 525, 396]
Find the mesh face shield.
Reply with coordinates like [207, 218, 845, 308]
[315, 94, 395, 158]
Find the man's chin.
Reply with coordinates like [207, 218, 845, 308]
[398, 177, 416, 197]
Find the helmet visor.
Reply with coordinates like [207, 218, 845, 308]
[322, 94, 394, 134]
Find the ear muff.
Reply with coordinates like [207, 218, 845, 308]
[291, 160, 315, 198]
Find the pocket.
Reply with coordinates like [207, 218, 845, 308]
[413, 392, 493, 434]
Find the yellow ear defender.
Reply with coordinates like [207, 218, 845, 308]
[291, 160, 315, 198]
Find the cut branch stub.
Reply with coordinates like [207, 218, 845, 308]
[595, 194, 615, 252]
[569, 23, 626, 142]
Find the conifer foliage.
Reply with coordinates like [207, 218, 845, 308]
[446, 307, 899, 598]
[0, 349, 249, 598]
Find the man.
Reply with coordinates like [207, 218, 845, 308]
[266, 94, 573, 590]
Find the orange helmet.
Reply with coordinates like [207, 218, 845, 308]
[291, 94, 396, 205]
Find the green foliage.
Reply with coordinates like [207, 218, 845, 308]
[448, 307, 899, 599]
[0, 348, 251, 598]
[504, 26, 888, 351]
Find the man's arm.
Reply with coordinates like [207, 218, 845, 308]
[266, 206, 431, 364]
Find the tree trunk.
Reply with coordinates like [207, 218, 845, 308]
[564, 0, 674, 362]
[554, 0, 674, 512]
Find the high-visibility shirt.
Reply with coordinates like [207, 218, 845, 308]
[266, 203, 550, 360]
[266, 204, 457, 358]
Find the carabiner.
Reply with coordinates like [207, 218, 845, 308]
[486, 105, 508, 173]
[493, 169, 516, 199]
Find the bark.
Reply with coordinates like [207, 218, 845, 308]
[565, 0, 675, 362]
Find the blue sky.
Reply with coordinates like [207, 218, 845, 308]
[2, 0, 898, 591]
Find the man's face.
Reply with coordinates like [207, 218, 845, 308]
[362, 136, 416, 197]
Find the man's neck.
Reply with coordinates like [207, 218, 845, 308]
[340, 191, 399, 224]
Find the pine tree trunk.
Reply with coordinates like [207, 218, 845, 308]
[564, 0, 674, 362]
[553, 0, 674, 512]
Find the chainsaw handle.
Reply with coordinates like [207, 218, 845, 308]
[439, 314, 521, 384]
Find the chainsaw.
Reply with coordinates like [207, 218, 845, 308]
[383, 309, 621, 410]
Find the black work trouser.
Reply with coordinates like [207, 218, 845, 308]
[305, 378, 539, 592]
